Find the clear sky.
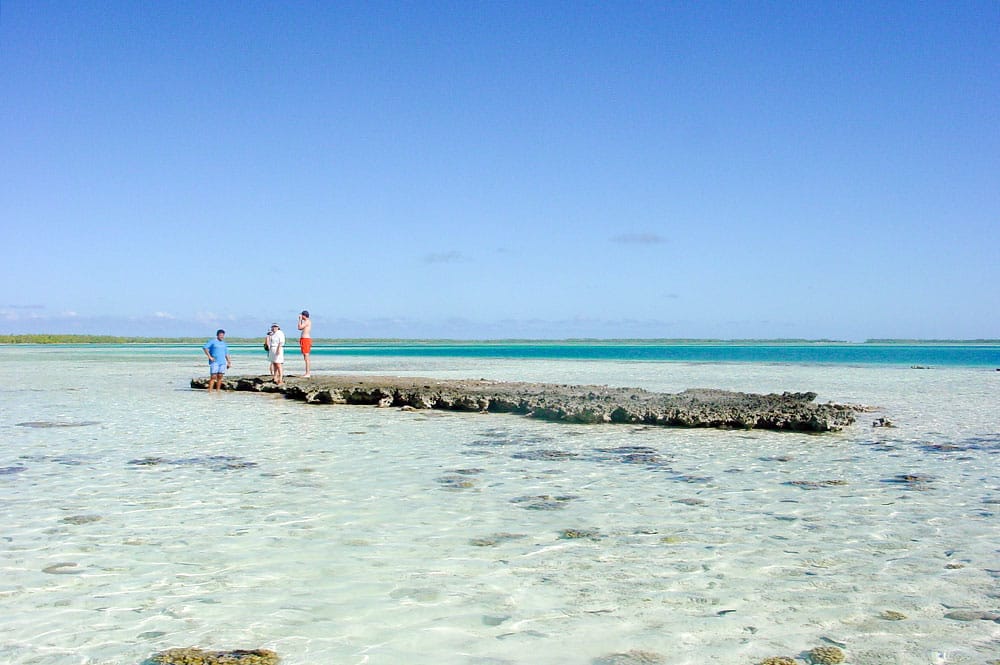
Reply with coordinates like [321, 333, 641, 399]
[3, 1, 998, 340]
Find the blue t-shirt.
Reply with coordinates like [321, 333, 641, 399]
[203, 338, 229, 361]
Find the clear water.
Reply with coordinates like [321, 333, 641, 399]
[1, 345, 998, 665]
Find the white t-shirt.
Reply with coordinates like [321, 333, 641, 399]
[268, 329, 286, 363]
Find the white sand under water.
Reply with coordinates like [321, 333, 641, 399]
[1, 345, 998, 664]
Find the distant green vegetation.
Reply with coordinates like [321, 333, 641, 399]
[0, 334, 259, 344]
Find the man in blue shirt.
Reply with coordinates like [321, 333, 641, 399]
[202, 329, 232, 392]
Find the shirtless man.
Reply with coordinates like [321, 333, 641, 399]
[297, 310, 313, 377]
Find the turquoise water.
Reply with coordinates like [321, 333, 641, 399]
[27, 342, 1000, 367]
[311, 343, 1000, 367]
[2, 344, 998, 665]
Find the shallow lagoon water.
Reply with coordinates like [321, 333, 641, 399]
[1, 345, 998, 664]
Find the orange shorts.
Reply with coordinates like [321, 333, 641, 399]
[299, 338, 313, 354]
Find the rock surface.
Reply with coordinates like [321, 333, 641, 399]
[191, 375, 859, 432]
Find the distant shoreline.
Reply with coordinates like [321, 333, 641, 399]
[1, 335, 998, 346]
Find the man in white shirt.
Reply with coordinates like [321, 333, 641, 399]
[266, 323, 286, 385]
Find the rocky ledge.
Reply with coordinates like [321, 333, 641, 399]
[191, 375, 860, 432]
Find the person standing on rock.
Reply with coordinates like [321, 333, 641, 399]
[297, 310, 312, 377]
[266, 322, 285, 385]
[202, 329, 231, 392]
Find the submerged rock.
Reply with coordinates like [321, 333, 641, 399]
[146, 648, 279, 664]
[807, 646, 845, 664]
[787, 479, 848, 489]
[61, 514, 102, 525]
[512, 449, 579, 461]
[559, 528, 601, 540]
[469, 532, 527, 547]
[943, 609, 1000, 621]
[509, 494, 577, 510]
[127, 456, 257, 472]
[883, 473, 935, 490]
[593, 650, 667, 665]
[16, 420, 99, 428]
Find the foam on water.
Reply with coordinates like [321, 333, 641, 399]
[1, 346, 998, 664]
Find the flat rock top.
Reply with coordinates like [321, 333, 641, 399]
[192, 374, 861, 432]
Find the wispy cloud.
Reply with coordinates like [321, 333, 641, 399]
[611, 233, 666, 245]
[424, 251, 465, 264]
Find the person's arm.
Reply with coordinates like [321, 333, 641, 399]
[297, 316, 306, 331]
[203, 345, 214, 361]
[226, 351, 232, 368]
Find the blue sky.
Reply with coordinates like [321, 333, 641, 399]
[3, 1, 998, 340]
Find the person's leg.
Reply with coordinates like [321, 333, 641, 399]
[209, 372, 220, 391]
[303, 352, 311, 377]
[275, 362, 284, 384]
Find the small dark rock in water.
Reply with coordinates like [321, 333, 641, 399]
[436, 475, 476, 489]
[671, 474, 712, 484]
[601, 446, 667, 462]
[42, 562, 81, 575]
[61, 514, 102, 525]
[922, 442, 964, 452]
[943, 609, 1000, 621]
[674, 497, 706, 506]
[788, 479, 848, 489]
[883, 473, 935, 489]
[509, 494, 576, 510]
[469, 532, 527, 547]
[0, 466, 27, 475]
[592, 650, 667, 665]
[16, 420, 100, 428]
[872, 417, 895, 427]
[482, 615, 510, 626]
[146, 647, 280, 664]
[880, 610, 907, 620]
[128, 456, 258, 472]
[808, 645, 845, 664]
[512, 449, 578, 461]
[129, 457, 169, 466]
[559, 528, 600, 540]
